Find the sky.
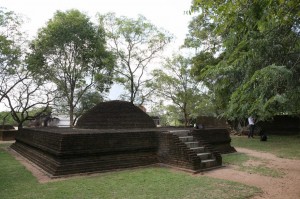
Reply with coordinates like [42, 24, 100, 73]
[0, 0, 194, 103]
[1, 0, 193, 46]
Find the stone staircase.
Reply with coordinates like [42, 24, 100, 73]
[169, 130, 221, 171]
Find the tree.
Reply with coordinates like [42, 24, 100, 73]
[73, 90, 104, 124]
[0, 8, 55, 128]
[2, 74, 56, 128]
[27, 10, 115, 126]
[151, 54, 209, 127]
[187, 0, 300, 121]
[99, 13, 173, 104]
[0, 8, 24, 102]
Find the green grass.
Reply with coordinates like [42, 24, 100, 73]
[231, 134, 300, 159]
[0, 145, 260, 199]
[222, 153, 284, 178]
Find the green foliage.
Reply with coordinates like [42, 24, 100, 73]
[151, 54, 212, 126]
[99, 13, 173, 103]
[0, 145, 260, 199]
[0, 8, 23, 102]
[27, 9, 115, 125]
[227, 65, 294, 120]
[0, 112, 17, 126]
[188, 0, 300, 120]
[73, 91, 104, 123]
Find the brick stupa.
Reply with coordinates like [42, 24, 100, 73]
[76, 100, 156, 129]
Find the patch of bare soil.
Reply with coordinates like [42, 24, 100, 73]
[202, 147, 300, 199]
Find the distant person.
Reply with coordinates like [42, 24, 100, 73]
[248, 116, 255, 138]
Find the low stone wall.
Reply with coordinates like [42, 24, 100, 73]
[191, 128, 236, 154]
[0, 130, 16, 141]
[196, 116, 228, 128]
[257, 115, 300, 135]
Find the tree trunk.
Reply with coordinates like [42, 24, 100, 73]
[69, 108, 74, 127]
[18, 122, 23, 129]
[130, 78, 134, 103]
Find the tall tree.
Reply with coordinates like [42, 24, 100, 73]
[0, 8, 56, 128]
[99, 13, 172, 104]
[187, 0, 300, 121]
[151, 54, 208, 127]
[0, 8, 24, 102]
[27, 10, 115, 126]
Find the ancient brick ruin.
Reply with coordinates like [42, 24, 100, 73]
[76, 100, 156, 129]
[0, 125, 16, 141]
[11, 101, 234, 178]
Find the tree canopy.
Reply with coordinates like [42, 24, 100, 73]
[0, 8, 55, 128]
[0, 8, 23, 102]
[151, 54, 210, 126]
[99, 13, 173, 104]
[27, 9, 115, 126]
[187, 0, 300, 121]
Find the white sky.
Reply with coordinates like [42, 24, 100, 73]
[1, 0, 193, 46]
[0, 0, 194, 104]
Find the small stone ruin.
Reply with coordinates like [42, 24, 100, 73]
[0, 125, 16, 141]
[11, 100, 235, 178]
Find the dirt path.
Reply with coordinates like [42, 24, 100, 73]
[202, 147, 300, 199]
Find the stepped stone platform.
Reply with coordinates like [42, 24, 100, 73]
[10, 101, 235, 177]
[11, 127, 233, 177]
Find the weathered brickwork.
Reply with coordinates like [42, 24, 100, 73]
[157, 132, 201, 171]
[0, 125, 16, 141]
[0, 130, 16, 141]
[191, 128, 236, 154]
[76, 101, 156, 129]
[11, 127, 230, 177]
[257, 115, 300, 135]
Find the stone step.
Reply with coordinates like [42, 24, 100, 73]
[184, 141, 199, 148]
[190, 147, 205, 153]
[169, 130, 190, 136]
[197, 152, 212, 160]
[179, 136, 194, 142]
[201, 159, 217, 168]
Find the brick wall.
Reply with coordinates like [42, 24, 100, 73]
[256, 115, 300, 134]
[0, 130, 16, 141]
[191, 128, 236, 154]
[11, 127, 231, 177]
[157, 132, 201, 171]
[12, 128, 159, 176]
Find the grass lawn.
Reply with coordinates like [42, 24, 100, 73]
[0, 144, 260, 199]
[230, 133, 300, 159]
[222, 133, 300, 177]
[222, 152, 285, 178]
